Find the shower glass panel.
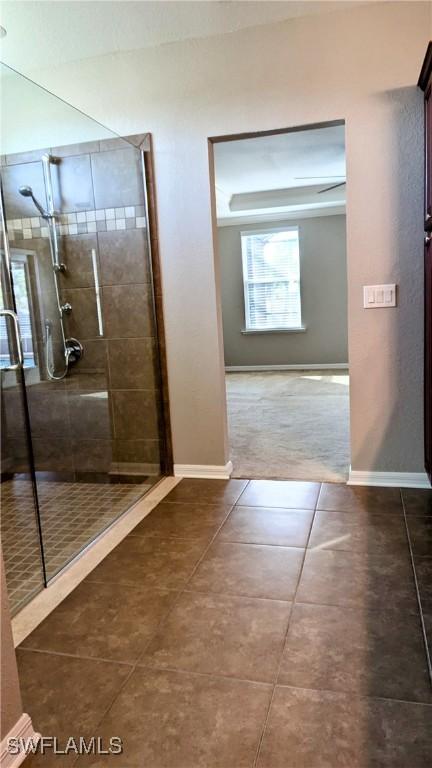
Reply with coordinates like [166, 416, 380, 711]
[1, 202, 46, 612]
[1, 63, 168, 609]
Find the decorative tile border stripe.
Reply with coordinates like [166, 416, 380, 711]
[7, 205, 146, 241]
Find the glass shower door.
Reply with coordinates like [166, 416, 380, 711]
[1, 62, 169, 605]
[0, 187, 46, 613]
[20, 138, 165, 582]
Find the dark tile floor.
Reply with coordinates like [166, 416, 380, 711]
[16, 479, 432, 766]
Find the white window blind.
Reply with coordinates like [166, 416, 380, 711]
[241, 227, 302, 330]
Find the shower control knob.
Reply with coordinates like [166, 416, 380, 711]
[61, 302, 72, 315]
[66, 338, 83, 365]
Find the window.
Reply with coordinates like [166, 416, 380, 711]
[0, 255, 36, 368]
[241, 227, 302, 331]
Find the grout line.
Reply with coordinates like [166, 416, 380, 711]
[174, 585, 299, 603]
[181, 587, 294, 604]
[136, 662, 278, 689]
[179, 539, 307, 551]
[234, 504, 317, 513]
[233, 479, 251, 502]
[84, 497, 238, 746]
[400, 489, 432, 685]
[232, 503, 319, 512]
[315, 482, 325, 509]
[252, 482, 322, 768]
[233, 482, 251, 506]
[16, 646, 135, 667]
[314, 508, 405, 516]
[266, 681, 432, 707]
[133, 663, 432, 707]
[178, 586, 422, 614]
[14, 647, 432, 708]
[72, 664, 137, 768]
[133, 504, 237, 664]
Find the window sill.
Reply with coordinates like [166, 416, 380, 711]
[241, 326, 307, 335]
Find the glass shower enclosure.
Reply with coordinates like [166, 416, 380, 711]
[0, 63, 170, 614]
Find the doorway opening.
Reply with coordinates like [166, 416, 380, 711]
[210, 122, 350, 482]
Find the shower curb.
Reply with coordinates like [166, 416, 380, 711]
[11, 476, 180, 647]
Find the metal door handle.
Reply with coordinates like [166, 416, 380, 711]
[425, 234, 432, 246]
[0, 309, 23, 370]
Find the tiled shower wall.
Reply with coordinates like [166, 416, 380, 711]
[1, 138, 162, 480]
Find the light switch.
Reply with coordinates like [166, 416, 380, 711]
[363, 284, 397, 308]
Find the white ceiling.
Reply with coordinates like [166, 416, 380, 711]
[214, 124, 346, 224]
[0, 1, 368, 72]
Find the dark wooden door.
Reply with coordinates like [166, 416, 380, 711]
[425, 234, 432, 480]
[419, 43, 432, 481]
[425, 84, 432, 230]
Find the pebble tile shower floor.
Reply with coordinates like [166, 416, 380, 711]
[2, 479, 151, 612]
[15, 479, 432, 766]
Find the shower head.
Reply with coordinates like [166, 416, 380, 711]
[18, 185, 48, 218]
[18, 185, 33, 197]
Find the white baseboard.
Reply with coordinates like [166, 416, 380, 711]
[225, 364, 349, 372]
[174, 461, 233, 479]
[0, 714, 41, 768]
[348, 469, 431, 488]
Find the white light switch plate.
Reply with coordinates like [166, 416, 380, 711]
[363, 284, 397, 308]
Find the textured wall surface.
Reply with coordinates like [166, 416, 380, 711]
[5, 1, 431, 471]
[219, 215, 348, 367]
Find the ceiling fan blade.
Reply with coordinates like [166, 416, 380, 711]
[318, 182, 346, 194]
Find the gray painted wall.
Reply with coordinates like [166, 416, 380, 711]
[218, 215, 348, 367]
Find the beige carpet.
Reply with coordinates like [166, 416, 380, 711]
[226, 370, 350, 482]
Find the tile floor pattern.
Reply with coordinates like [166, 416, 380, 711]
[15, 479, 432, 767]
[1, 479, 151, 613]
